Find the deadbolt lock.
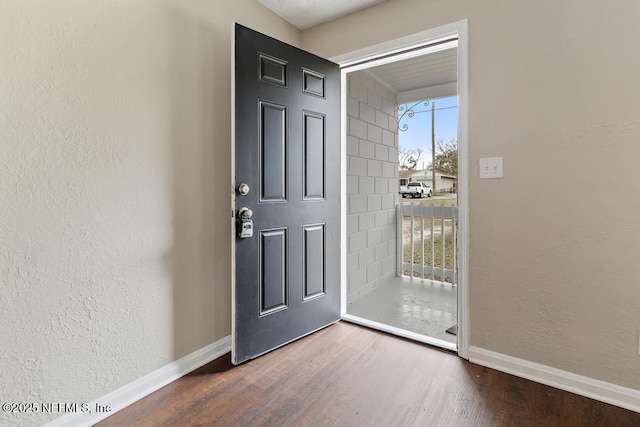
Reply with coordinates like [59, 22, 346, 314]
[237, 207, 253, 238]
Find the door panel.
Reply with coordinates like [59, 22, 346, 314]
[302, 224, 325, 300]
[259, 101, 287, 202]
[260, 228, 288, 316]
[302, 111, 326, 200]
[233, 24, 340, 364]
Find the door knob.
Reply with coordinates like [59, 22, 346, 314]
[239, 207, 253, 219]
[238, 183, 250, 196]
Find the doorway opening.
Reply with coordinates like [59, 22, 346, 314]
[335, 21, 469, 356]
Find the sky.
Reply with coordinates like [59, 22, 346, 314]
[397, 95, 458, 169]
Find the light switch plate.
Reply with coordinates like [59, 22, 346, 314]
[479, 157, 504, 179]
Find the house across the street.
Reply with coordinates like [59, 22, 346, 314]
[399, 169, 456, 193]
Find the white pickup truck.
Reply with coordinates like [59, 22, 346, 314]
[400, 182, 432, 198]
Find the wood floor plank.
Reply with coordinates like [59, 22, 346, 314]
[97, 322, 640, 426]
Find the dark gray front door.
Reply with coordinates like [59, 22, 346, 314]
[233, 24, 340, 364]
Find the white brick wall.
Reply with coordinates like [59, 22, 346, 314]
[346, 70, 399, 302]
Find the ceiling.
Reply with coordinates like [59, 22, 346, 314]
[367, 48, 457, 94]
[258, 0, 387, 30]
[367, 47, 458, 103]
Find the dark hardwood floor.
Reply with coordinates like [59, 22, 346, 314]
[97, 322, 640, 426]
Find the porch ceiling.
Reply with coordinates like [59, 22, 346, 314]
[366, 47, 458, 103]
[367, 48, 457, 93]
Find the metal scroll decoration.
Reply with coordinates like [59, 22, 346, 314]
[397, 100, 430, 132]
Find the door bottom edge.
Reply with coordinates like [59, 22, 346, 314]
[233, 319, 340, 365]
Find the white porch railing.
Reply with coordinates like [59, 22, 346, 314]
[396, 202, 458, 284]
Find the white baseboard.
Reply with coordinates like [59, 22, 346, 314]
[469, 346, 640, 413]
[45, 335, 232, 427]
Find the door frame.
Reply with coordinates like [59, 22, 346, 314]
[332, 20, 470, 359]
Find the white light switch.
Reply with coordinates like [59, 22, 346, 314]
[479, 157, 504, 179]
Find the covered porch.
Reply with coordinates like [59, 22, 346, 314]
[346, 193, 458, 349]
[347, 274, 456, 347]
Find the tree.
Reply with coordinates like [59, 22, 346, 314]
[399, 147, 423, 170]
[429, 139, 457, 176]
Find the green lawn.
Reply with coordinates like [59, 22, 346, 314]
[403, 231, 455, 282]
[419, 196, 457, 207]
[401, 195, 457, 282]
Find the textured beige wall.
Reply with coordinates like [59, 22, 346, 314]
[3, 1, 639, 423]
[0, 0, 299, 425]
[304, 0, 640, 391]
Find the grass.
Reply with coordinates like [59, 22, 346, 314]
[401, 196, 457, 281]
[404, 230, 454, 265]
[403, 236, 454, 282]
[417, 196, 457, 207]
[402, 195, 457, 229]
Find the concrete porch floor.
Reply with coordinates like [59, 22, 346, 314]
[347, 275, 457, 345]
